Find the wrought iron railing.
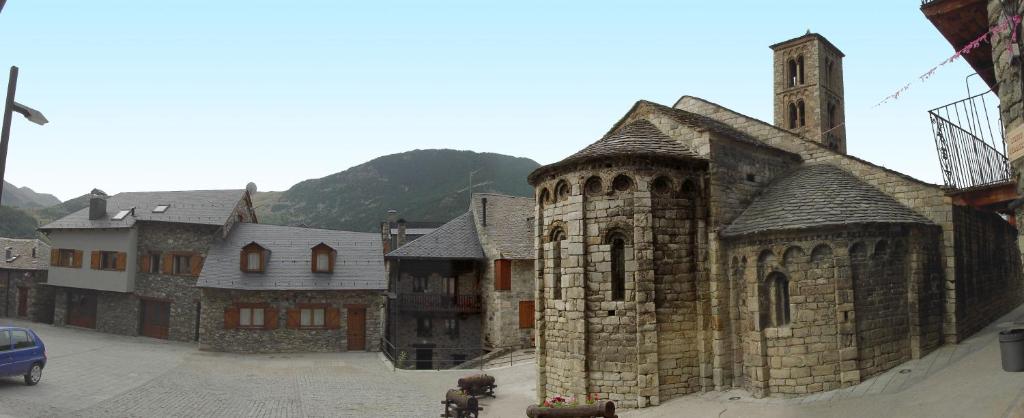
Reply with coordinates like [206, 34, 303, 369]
[396, 293, 482, 313]
[929, 91, 1011, 189]
[380, 337, 535, 370]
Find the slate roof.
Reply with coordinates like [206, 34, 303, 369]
[723, 164, 934, 237]
[386, 212, 485, 260]
[196, 223, 385, 290]
[0, 238, 49, 271]
[39, 189, 247, 230]
[530, 120, 700, 183]
[471, 193, 534, 260]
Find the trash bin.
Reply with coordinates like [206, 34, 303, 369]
[999, 329, 1024, 372]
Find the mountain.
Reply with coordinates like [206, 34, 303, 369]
[0, 206, 40, 239]
[1, 181, 61, 209]
[33, 194, 90, 225]
[255, 149, 540, 232]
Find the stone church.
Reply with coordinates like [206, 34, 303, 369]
[528, 33, 1023, 408]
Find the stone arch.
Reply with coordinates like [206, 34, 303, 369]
[604, 227, 632, 246]
[555, 179, 571, 202]
[584, 176, 603, 196]
[797, 100, 806, 127]
[549, 225, 567, 300]
[612, 174, 634, 193]
[538, 188, 550, 207]
[763, 271, 791, 327]
[788, 102, 798, 129]
[680, 178, 696, 196]
[608, 231, 628, 301]
[788, 58, 798, 87]
[651, 176, 673, 196]
[782, 246, 806, 269]
[872, 239, 889, 259]
[810, 244, 833, 265]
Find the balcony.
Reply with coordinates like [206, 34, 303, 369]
[396, 293, 482, 313]
[929, 90, 1012, 190]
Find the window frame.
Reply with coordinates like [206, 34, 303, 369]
[494, 259, 512, 291]
[238, 306, 267, 329]
[0, 330, 10, 352]
[610, 236, 627, 301]
[311, 243, 335, 274]
[413, 276, 428, 293]
[416, 317, 432, 338]
[298, 304, 327, 329]
[240, 243, 266, 273]
[99, 251, 119, 271]
[172, 254, 192, 276]
[444, 318, 459, 339]
[149, 253, 161, 274]
[10, 329, 33, 349]
[56, 249, 76, 268]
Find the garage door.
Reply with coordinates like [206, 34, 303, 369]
[141, 300, 171, 340]
[67, 292, 97, 329]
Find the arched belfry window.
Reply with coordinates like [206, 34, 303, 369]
[550, 228, 566, 300]
[788, 59, 798, 87]
[609, 233, 627, 301]
[827, 103, 837, 129]
[797, 55, 805, 85]
[788, 103, 798, 129]
[766, 272, 790, 327]
[797, 100, 806, 127]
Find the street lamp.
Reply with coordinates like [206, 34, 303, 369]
[0, 65, 48, 204]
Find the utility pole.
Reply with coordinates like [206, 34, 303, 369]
[0, 0, 7, 15]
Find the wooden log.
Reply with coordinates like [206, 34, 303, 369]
[525, 401, 616, 418]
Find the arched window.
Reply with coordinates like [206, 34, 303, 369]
[766, 272, 790, 327]
[538, 188, 550, 208]
[797, 56, 805, 85]
[797, 100, 806, 127]
[826, 59, 834, 87]
[555, 180, 571, 202]
[612, 175, 633, 193]
[788, 103, 798, 129]
[584, 176, 603, 196]
[651, 176, 672, 196]
[550, 228, 566, 300]
[788, 59, 798, 87]
[827, 103, 837, 129]
[610, 234, 627, 301]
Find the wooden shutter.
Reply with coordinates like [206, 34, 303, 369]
[90, 251, 101, 270]
[50, 249, 59, 265]
[286, 309, 300, 329]
[519, 300, 535, 329]
[325, 308, 341, 329]
[328, 250, 336, 273]
[139, 254, 151, 273]
[161, 254, 173, 274]
[258, 251, 266, 272]
[115, 252, 127, 271]
[495, 259, 511, 290]
[190, 254, 204, 277]
[224, 306, 240, 329]
[72, 250, 83, 267]
[264, 307, 278, 330]
[310, 249, 318, 273]
[240, 249, 249, 272]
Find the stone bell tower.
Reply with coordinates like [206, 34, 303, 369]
[771, 32, 847, 153]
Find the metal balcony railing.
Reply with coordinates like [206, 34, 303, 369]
[396, 293, 482, 313]
[929, 90, 1011, 190]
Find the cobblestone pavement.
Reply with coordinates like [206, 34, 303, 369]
[0, 319, 535, 418]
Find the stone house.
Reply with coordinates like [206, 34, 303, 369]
[384, 193, 535, 369]
[196, 223, 385, 353]
[530, 33, 1023, 408]
[39, 187, 257, 341]
[0, 237, 52, 323]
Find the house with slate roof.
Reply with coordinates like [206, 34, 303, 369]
[383, 193, 536, 369]
[0, 237, 52, 323]
[196, 223, 385, 353]
[529, 33, 1023, 408]
[39, 186, 257, 341]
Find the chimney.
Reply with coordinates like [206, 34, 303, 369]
[386, 209, 399, 224]
[88, 189, 108, 220]
[397, 219, 407, 247]
[481, 198, 488, 226]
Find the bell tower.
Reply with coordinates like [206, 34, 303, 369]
[770, 32, 846, 153]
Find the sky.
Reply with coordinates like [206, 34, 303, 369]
[0, 1, 997, 201]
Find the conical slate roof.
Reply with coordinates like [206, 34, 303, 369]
[529, 119, 700, 183]
[385, 212, 485, 260]
[722, 164, 933, 237]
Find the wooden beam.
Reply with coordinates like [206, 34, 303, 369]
[951, 182, 1019, 208]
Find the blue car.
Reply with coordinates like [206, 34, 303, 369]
[0, 327, 46, 385]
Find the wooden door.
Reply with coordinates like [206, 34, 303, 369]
[67, 293, 97, 329]
[141, 300, 171, 340]
[346, 307, 366, 351]
[16, 287, 28, 317]
[415, 348, 433, 370]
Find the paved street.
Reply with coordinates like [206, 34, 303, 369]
[4, 304, 1024, 418]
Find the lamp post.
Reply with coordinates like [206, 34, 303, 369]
[0, 66, 48, 204]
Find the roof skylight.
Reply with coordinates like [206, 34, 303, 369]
[112, 209, 132, 220]
[153, 205, 170, 213]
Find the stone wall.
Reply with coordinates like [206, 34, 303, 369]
[674, 97, 965, 342]
[725, 224, 943, 398]
[481, 258, 535, 349]
[952, 205, 1024, 339]
[0, 270, 52, 323]
[534, 158, 706, 408]
[52, 287, 139, 336]
[386, 259, 484, 369]
[199, 289, 382, 353]
[135, 223, 220, 342]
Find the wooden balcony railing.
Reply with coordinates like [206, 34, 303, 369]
[396, 293, 482, 313]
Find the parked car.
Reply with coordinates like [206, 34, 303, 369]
[0, 327, 46, 385]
